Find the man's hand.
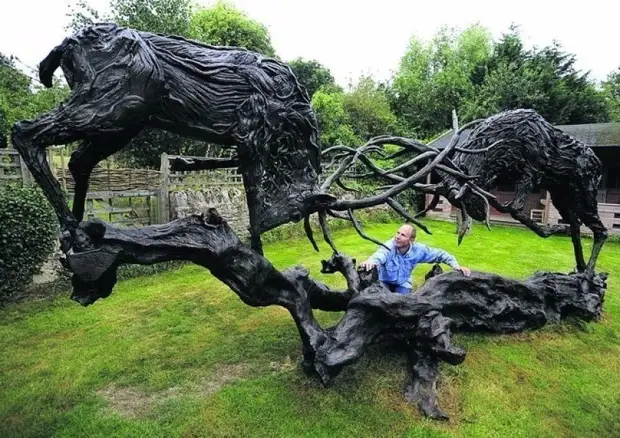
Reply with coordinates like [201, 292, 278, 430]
[359, 260, 377, 271]
[455, 266, 471, 277]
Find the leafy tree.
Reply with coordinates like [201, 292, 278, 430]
[463, 27, 608, 124]
[343, 75, 399, 141]
[189, 1, 276, 56]
[602, 67, 620, 122]
[111, 0, 192, 36]
[287, 58, 340, 98]
[68, 0, 192, 36]
[0, 55, 34, 128]
[0, 54, 70, 143]
[310, 75, 401, 150]
[66, 0, 103, 30]
[311, 89, 360, 148]
[391, 24, 493, 138]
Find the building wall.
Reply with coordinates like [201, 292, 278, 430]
[169, 186, 250, 237]
[425, 190, 546, 224]
[425, 191, 620, 234]
[546, 201, 620, 234]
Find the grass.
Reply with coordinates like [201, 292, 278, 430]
[1, 219, 619, 437]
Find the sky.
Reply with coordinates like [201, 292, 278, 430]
[0, 0, 617, 88]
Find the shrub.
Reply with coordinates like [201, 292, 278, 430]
[0, 184, 57, 301]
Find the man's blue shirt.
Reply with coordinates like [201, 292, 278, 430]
[368, 239, 460, 291]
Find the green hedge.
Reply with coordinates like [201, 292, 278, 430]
[0, 184, 57, 302]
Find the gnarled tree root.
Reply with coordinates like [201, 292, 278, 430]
[65, 209, 607, 420]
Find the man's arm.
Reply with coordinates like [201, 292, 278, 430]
[359, 241, 393, 270]
[417, 244, 471, 276]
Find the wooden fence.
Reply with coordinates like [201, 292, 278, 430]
[1, 148, 161, 227]
[0, 149, 36, 185]
[3, 147, 369, 228]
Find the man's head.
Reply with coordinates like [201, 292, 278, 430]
[394, 224, 416, 249]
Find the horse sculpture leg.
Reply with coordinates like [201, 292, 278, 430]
[12, 88, 152, 254]
[551, 190, 608, 275]
[11, 109, 85, 240]
[69, 131, 140, 222]
[489, 198, 569, 238]
[241, 171, 265, 255]
[580, 206, 608, 276]
[557, 208, 587, 272]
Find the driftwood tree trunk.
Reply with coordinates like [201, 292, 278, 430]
[67, 209, 607, 420]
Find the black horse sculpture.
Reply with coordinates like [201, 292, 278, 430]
[11, 22, 328, 257]
[431, 109, 608, 275]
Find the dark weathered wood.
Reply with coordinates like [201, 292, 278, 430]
[65, 210, 606, 420]
[437, 109, 608, 274]
[11, 22, 321, 253]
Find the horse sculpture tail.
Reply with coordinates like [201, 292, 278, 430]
[39, 39, 70, 88]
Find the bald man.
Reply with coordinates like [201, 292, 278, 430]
[359, 223, 471, 294]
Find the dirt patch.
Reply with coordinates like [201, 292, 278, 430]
[268, 355, 296, 373]
[96, 385, 181, 418]
[195, 363, 249, 397]
[98, 363, 252, 417]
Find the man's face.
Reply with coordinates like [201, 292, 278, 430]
[394, 225, 414, 249]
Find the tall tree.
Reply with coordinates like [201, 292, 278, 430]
[463, 27, 608, 124]
[343, 75, 399, 141]
[287, 58, 339, 98]
[112, 0, 191, 35]
[0, 54, 69, 143]
[311, 89, 360, 148]
[391, 24, 493, 138]
[189, 0, 276, 56]
[602, 67, 620, 122]
[68, 0, 192, 36]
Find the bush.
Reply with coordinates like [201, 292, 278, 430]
[0, 184, 57, 301]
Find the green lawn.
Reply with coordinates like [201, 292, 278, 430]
[1, 219, 619, 437]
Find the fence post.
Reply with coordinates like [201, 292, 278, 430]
[18, 153, 32, 186]
[158, 153, 170, 224]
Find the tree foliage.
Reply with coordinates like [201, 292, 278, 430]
[288, 58, 339, 98]
[463, 27, 608, 124]
[602, 67, 620, 122]
[311, 76, 400, 149]
[311, 89, 360, 148]
[111, 0, 192, 36]
[68, 0, 192, 36]
[391, 24, 610, 138]
[342, 76, 399, 141]
[0, 55, 70, 143]
[392, 24, 493, 138]
[189, 1, 275, 56]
